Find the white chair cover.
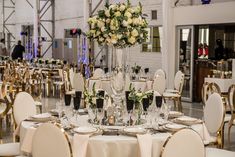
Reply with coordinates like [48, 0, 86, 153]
[93, 68, 104, 79]
[228, 85, 235, 112]
[154, 69, 166, 79]
[73, 72, 84, 92]
[161, 129, 205, 157]
[69, 68, 75, 88]
[13, 92, 37, 126]
[152, 75, 166, 95]
[174, 71, 184, 92]
[32, 123, 72, 157]
[204, 93, 224, 134]
[88, 79, 101, 92]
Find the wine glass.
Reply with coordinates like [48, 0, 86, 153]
[96, 108, 104, 128]
[131, 110, 138, 126]
[155, 96, 163, 126]
[73, 97, 81, 120]
[125, 91, 134, 112]
[123, 110, 131, 126]
[162, 103, 171, 122]
[88, 108, 96, 126]
[155, 96, 163, 108]
[64, 94, 71, 106]
[75, 91, 82, 99]
[142, 98, 150, 113]
[56, 101, 63, 119]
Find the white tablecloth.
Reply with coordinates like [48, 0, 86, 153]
[19, 115, 210, 157]
[204, 77, 235, 93]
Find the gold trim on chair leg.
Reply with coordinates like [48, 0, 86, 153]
[0, 117, 2, 139]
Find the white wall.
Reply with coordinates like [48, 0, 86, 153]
[174, 1, 235, 25]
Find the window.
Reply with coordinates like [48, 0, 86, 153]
[151, 10, 157, 20]
[142, 26, 162, 52]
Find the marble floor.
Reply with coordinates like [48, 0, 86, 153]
[1, 98, 235, 152]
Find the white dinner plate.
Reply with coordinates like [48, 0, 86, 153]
[169, 111, 183, 116]
[176, 116, 198, 122]
[73, 127, 97, 134]
[32, 113, 51, 119]
[123, 127, 146, 134]
[165, 124, 186, 131]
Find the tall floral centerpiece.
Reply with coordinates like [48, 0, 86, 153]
[87, 0, 148, 118]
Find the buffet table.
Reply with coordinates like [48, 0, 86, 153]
[19, 113, 212, 157]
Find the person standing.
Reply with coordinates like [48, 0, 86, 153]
[0, 39, 8, 57]
[214, 39, 224, 60]
[12, 40, 25, 60]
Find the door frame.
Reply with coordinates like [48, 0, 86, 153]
[176, 25, 194, 102]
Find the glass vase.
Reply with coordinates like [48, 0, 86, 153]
[134, 102, 143, 125]
[110, 47, 127, 123]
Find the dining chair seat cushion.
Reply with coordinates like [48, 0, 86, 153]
[0, 143, 20, 156]
[206, 148, 235, 157]
[163, 92, 180, 98]
[165, 89, 179, 93]
[66, 89, 75, 95]
[204, 135, 217, 145]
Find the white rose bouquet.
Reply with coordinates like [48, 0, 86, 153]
[87, 0, 148, 48]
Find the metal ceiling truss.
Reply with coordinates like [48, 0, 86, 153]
[39, 0, 55, 57]
[25, 0, 55, 57]
[2, 0, 16, 50]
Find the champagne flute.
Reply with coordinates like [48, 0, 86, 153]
[96, 108, 104, 128]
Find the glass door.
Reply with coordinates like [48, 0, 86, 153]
[176, 26, 194, 102]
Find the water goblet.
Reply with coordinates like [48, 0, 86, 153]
[88, 108, 96, 126]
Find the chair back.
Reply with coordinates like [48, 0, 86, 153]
[73, 72, 85, 92]
[154, 69, 166, 79]
[13, 92, 37, 126]
[161, 129, 205, 157]
[88, 79, 101, 92]
[174, 71, 185, 93]
[208, 82, 221, 95]
[69, 68, 74, 88]
[201, 82, 209, 105]
[152, 74, 166, 95]
[93, 68, 104, 79]
[228, 84, 235, 113]
[204, 93, 225, 134]
[32, 123, 72, 157]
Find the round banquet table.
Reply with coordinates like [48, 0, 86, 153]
[89, 78, 153, 95]
[19, 115, 171, 157]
